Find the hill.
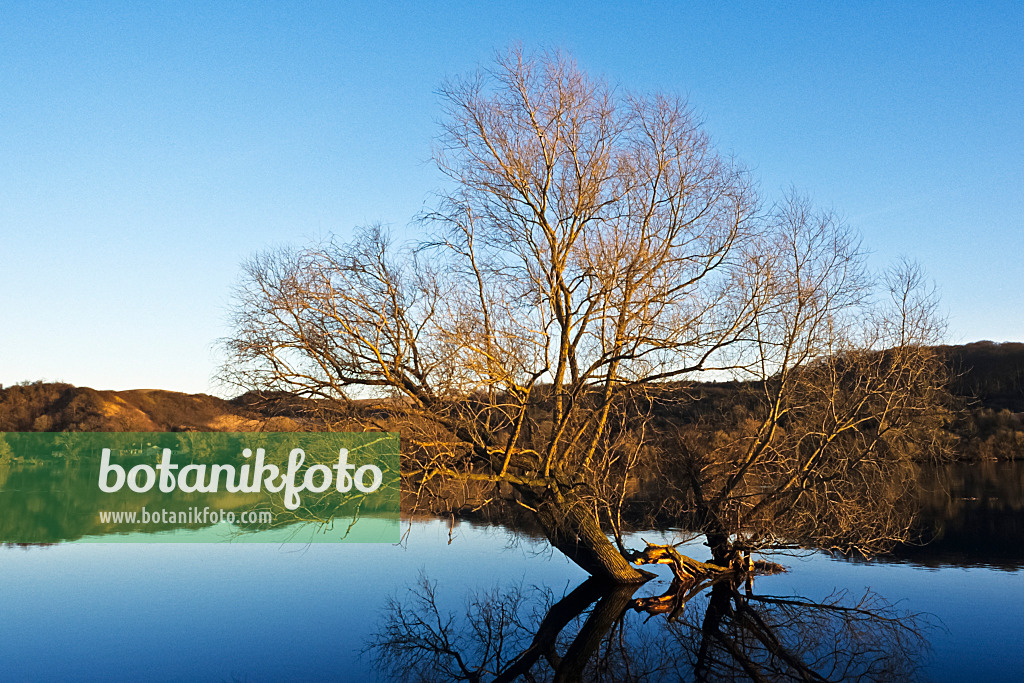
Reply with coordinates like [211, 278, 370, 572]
[938, 341, 1024, 412]
[0, 382, 301, 432]
[1, 341, 1022, 458]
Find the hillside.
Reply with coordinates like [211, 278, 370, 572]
[0, 382, 302, 432]
[939, 341, 1024, 412]
[1, 341, 1022, 458]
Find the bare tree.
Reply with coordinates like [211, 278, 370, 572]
[221, 47, 947, 582]
[647, 201, 950, 568]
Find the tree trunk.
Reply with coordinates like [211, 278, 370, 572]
[528, 490, 653, 584]
[706, 531, 747, 571]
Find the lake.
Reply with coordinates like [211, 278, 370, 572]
[1, 461, 1022, 682]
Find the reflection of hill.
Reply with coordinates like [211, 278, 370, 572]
[449, 459, 1024, 572]
[0, 432, 400, 544]
[887, 461, 1024, 569]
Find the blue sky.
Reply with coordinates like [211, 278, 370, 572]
[1, 2, 1021, 394]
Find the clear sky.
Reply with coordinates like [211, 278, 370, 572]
[2, 2, 1021, 395]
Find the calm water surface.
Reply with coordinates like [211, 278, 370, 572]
[1, 462, 1022, 682]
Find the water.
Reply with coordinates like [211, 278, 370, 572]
[1, 462, 1022, 681]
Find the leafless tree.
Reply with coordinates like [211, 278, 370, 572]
[221, 47, 947, 582]
[646, 207, 950, 568]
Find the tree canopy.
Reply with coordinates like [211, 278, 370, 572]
[222, 48, 948, 582]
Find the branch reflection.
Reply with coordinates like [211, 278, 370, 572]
[367, 573, 929, 682]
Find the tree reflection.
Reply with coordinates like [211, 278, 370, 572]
[367, 573, 928, 682]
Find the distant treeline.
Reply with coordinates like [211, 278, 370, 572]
[936, 341, 1024, 459]
[1, 341, 1022, 459]
[939, 341, 1024, 412]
